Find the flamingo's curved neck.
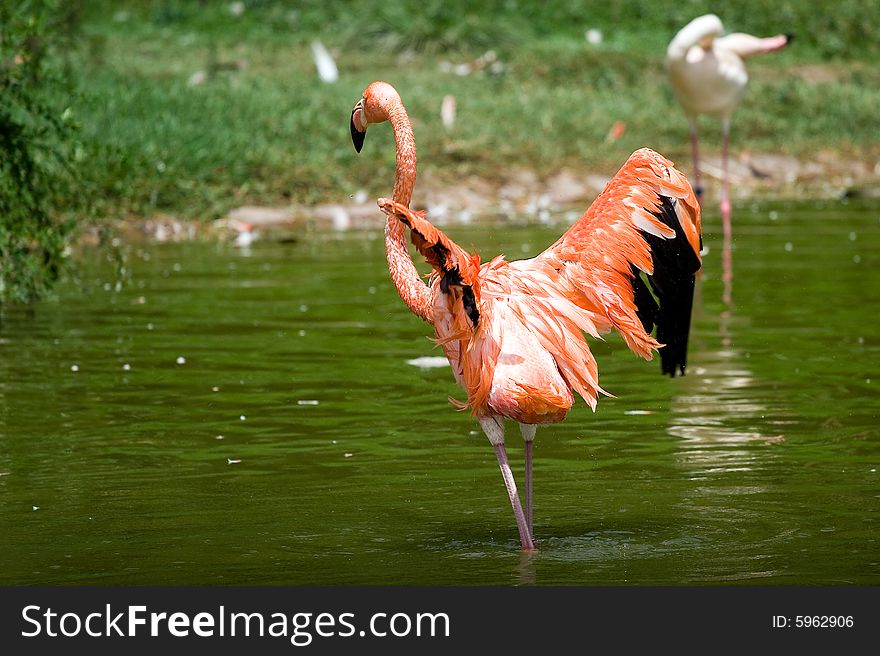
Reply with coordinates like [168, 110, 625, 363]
[383, 99, 433, 323]
[389, 104, 416, 206]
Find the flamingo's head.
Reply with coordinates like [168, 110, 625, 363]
[350, 81, 402, 153]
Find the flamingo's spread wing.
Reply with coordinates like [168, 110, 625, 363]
[378, 198, 481, 327]
[534, 147, 702, 376]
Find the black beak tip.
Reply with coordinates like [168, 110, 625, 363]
[784, 33, 795, 43]
[350, 118, 365, 153]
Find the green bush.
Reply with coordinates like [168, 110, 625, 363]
[0, 1, 84, 304]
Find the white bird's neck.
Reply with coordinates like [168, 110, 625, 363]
[667, 14, 724, 62]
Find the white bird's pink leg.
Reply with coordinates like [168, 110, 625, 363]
[519, 423, 537, 538]
[721, 119, 733, 306]
[689, 120, 703, 200]
[721, 120, 732, 228]
[480, 416, 535, 551]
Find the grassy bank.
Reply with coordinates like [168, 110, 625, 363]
[67, 1, 880, 220]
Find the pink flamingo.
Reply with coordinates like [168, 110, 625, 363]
[351, 81, 702, 550]
[667, 14, 790, 274]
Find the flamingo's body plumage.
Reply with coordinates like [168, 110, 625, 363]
[351, 82, 702, 550]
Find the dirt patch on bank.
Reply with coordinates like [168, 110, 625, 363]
[99, 150, 879, 244]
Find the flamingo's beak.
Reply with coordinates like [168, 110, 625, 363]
[350, 100, 366, 153]
[761, 33, 791, 54]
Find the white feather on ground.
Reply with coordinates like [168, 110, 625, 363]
[311, 40, 338, 83]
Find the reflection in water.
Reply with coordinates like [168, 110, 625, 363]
[516, 549, 537, 585]
[722, 215, 734, 308]
[669, 215, 784, 479]
[669, 286, 783, 480]
[664, 277, 793, 581]
[664, 262, 797, 581]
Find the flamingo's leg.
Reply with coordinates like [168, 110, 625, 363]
[721, 119, 733, 306]
[720, 119, 733, 238]
[480, 416, 535, 551]
[689, 119, 703, 201]
[519, 423, 537, 539]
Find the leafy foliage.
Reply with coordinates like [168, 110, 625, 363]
[0, 1, 84, 303]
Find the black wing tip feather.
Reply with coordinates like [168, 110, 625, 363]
[631, 195, 700, 378]
[660, 336, 690, 377]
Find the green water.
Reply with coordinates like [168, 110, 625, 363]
[1, 201, 878, 585]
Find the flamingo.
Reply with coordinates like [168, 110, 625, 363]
[350, 81, 702, 550]
[666, 15, 791, 236]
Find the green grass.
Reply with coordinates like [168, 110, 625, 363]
[61, 1, 880, 220]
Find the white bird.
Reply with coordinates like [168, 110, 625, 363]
[667, 15, 791, 232]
